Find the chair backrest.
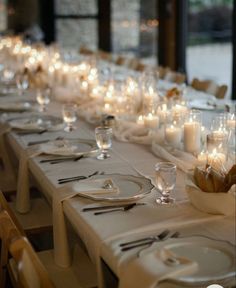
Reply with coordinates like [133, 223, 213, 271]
[0, 191, 55, 288]
[79, 46, 94, 55]
[191, 78, 228, 99]
[115, 55, 127, 66]
[164, 70, 186, 84]
[97, 50, 112, 62]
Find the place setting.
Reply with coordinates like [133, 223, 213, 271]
[118, 232, 236, 288]
[8, 114, 64, 134]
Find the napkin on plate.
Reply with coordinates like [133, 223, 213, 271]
[39, 141, 78, 156]
[119, 246, 198, 288]
[151, 141, 199, 173]
[73, 178, 119, 196]
[9, 118, 64, 131]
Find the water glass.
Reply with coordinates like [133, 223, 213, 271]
[36, 88, 51, 112]
[62, 103, 77, 132]
[95, 126, 112, 160]
[16, 73, 29, 95]
[155, 162, 177, 204]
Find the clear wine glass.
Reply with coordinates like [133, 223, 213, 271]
[62, 103, 77, 132]
[155, 162, 177, 205]
[16, 73, 29, 95]
[36, 88, 51, 112]
[95, 126, 112, 160]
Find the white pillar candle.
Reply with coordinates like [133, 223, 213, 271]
[184, 121, 201, 154]
[165, 125, 182, 147]
[143, 113, 159, 129]
[136, 115, 145, 126]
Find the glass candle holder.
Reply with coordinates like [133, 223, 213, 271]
[165, 121, 182, 148]
[207, 133, 228, 172]
[183, 110, 202, 155]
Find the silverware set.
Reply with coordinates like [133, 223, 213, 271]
[119, 230, 180, 253]
[27, 136, 64, 146]
[82, 202, 146, 215]
[16, 129, 48, 135]
[58, 171, 104, 184]
[40, 155, 84, 164]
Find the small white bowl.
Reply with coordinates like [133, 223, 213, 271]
[186, 179, 235, 216]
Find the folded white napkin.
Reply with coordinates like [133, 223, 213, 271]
[119, 246, 198, 288]
[9, 119, 64, 131]
[151, 141, 199, 173]
[39, 141, 78, 156]
[73, 178, 119, 196]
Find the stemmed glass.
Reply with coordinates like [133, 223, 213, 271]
[95, 126, 113, 160]
[62, 103, 77, 132]
[16, 73, 29, 95]
[155, 162, 177, 204]
[36, 88, 51, 112]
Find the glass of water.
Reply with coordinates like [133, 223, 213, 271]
[62, 103, 77, 132]
[95, 126, 112, 160]
[16, 73, 29, 95]
[155, 162, 177, 205]
[36, 88, 51, 112]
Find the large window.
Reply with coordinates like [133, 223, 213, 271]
[0, 0, 7, 32]
[112, 0, 158, 64]
[55, 0, 98, 50]
[187, 0, 233, 98]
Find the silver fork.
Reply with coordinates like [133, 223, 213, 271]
[121, 230, 170, 252]
[136, 231, 180, 257]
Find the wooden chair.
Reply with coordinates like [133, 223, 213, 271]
[0, 210, 55, 288]
[0, 189, 52, 236]
[191, 78, 228, 99]
[157, 66, 171, 79]
[97, 50, 112, 62]
[157, 66, 186, 84]
[115, 55, 127, 66]
[79, 46, 94, 56]
[0, 191, 98, 288]
[164, 70, 186, 84]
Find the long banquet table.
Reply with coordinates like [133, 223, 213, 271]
[0, 94, 235, 287]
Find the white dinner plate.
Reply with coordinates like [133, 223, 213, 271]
[163, 236, 236, 286]
[40, 138, 98, 156]
[9, 115, 63, 131]
[73, 174, 154, 202]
